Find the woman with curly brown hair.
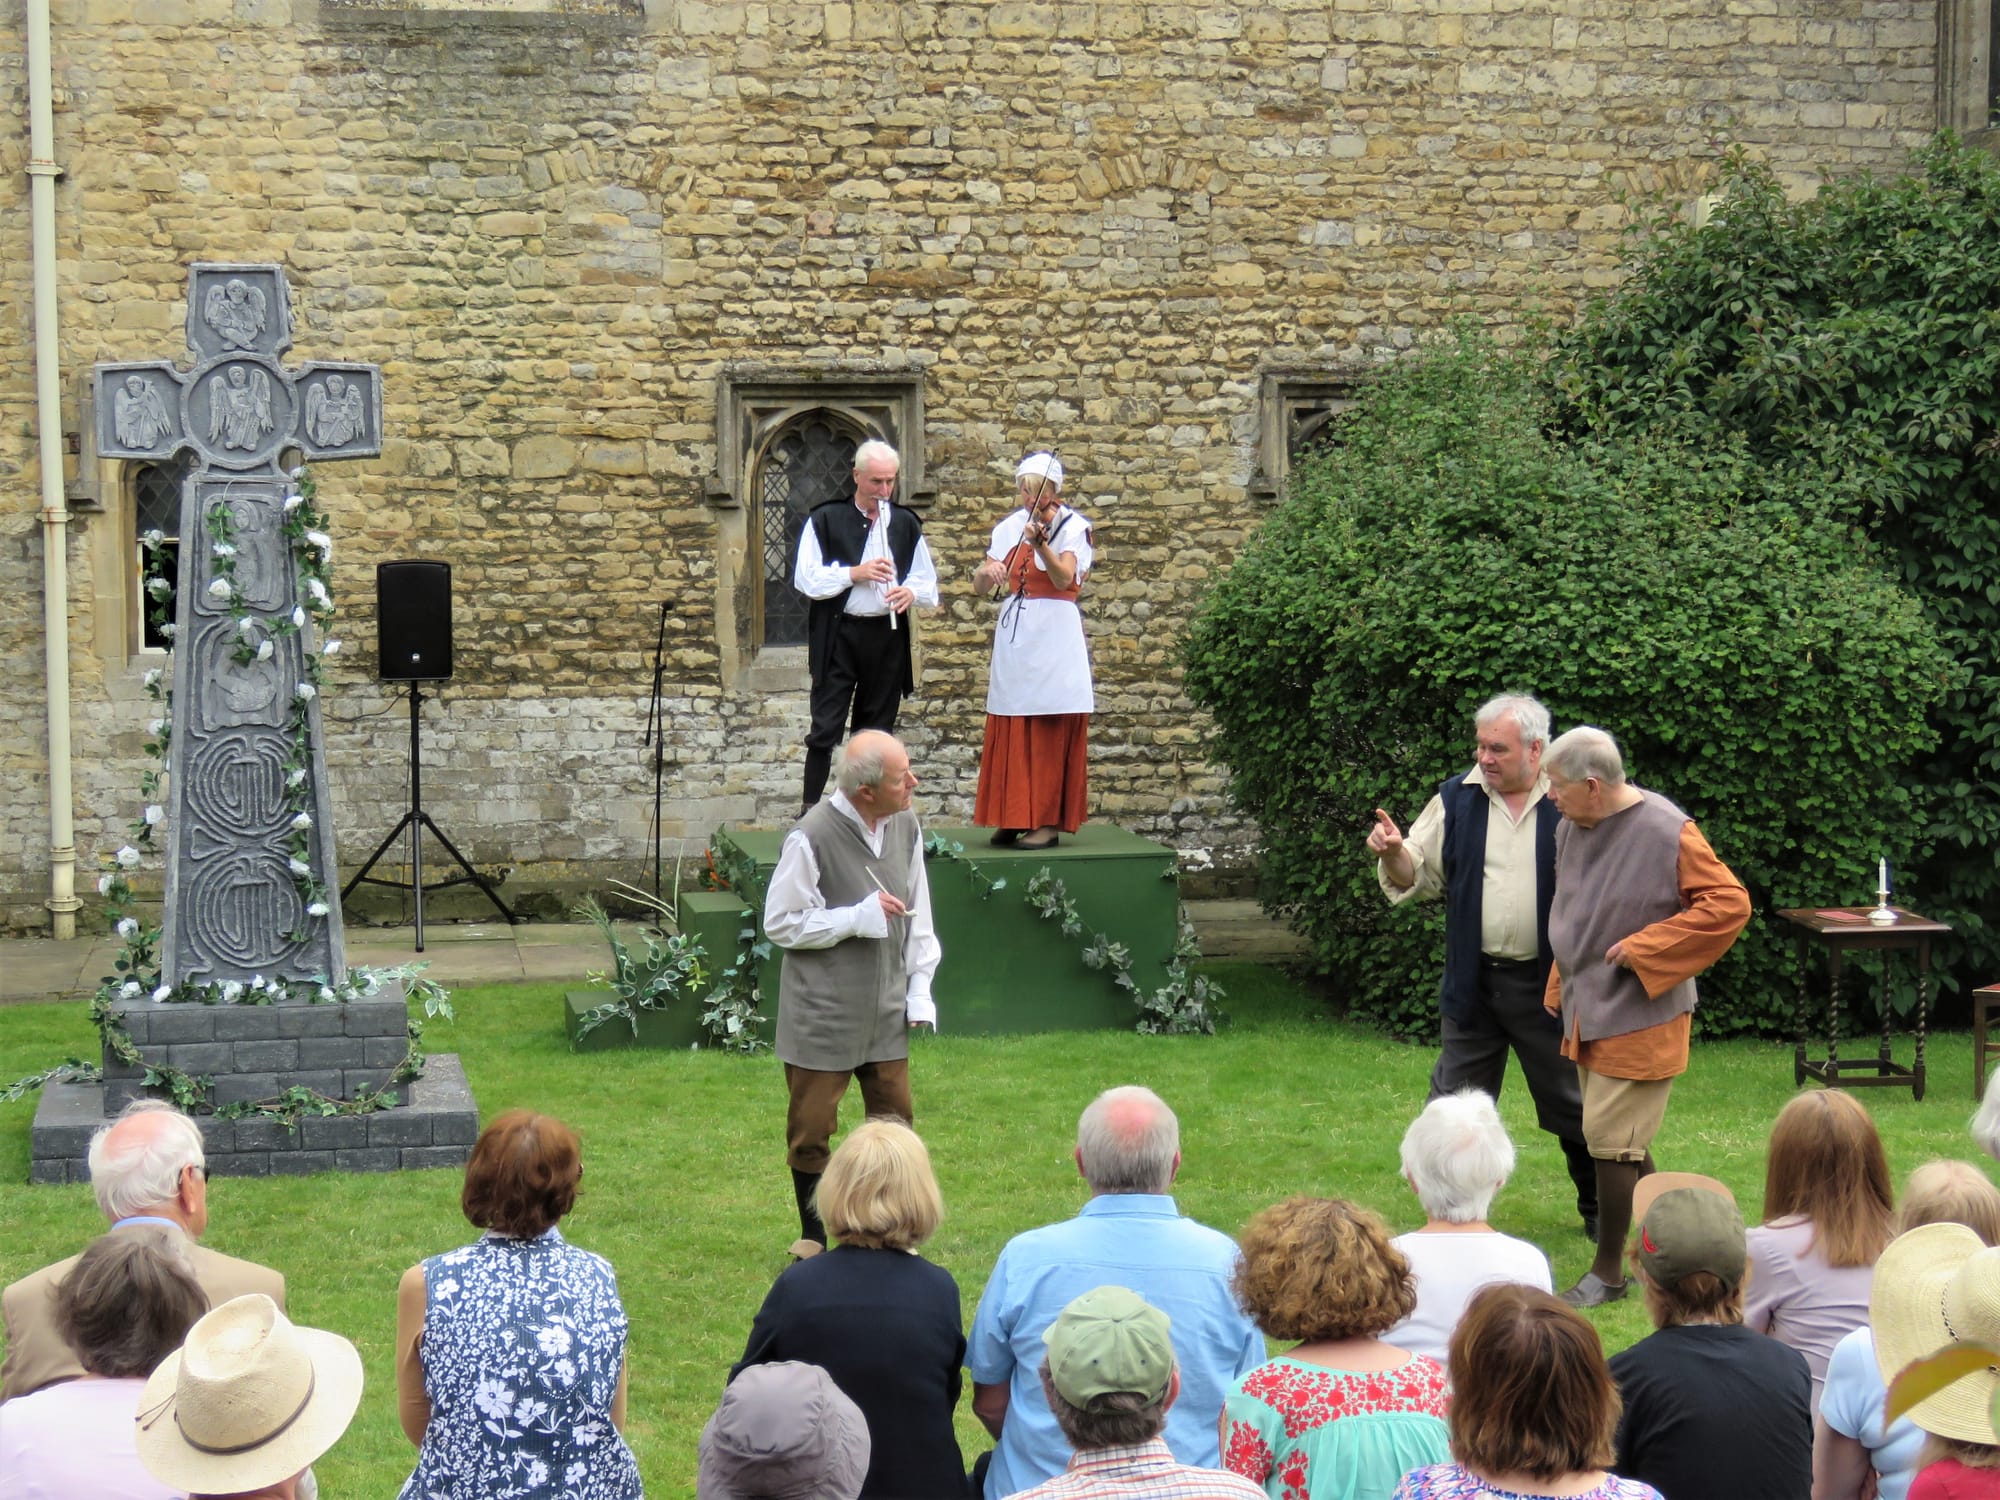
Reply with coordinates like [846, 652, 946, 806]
[1745, 1091, 1895, 1412]
[1220, 1197, 1450, 1500]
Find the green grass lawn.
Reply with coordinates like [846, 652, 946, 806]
[0, 964, 1986, 1497]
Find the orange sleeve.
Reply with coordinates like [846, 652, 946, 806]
[1620, 821, 1752, 1000]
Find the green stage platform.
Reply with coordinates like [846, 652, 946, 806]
[565, 822, 1184, 1048]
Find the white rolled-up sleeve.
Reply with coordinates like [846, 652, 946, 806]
[905, 536, 940, 609]
[903, 823, 941, 1027]
[763, 830, 885, 949]
[791, 520, 855, 601]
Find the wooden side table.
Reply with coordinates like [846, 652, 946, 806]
[1777, 906, 1952, 1101]
[1974, 985, 2000, 1100]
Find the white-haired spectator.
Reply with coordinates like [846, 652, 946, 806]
[1381, 1090, 1553, 1364]
[1971, 1088, 2000, 1164]
[1, 1099, 285, 1403]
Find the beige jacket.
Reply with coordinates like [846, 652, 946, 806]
[0, 1220, 285, 1402]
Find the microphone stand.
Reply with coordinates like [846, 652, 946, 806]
[642, 600, 670, 902]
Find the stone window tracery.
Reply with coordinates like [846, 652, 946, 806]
[1251, 373, 1360, 503]
[1940, 1, 2000, 146]
[132, 455, 190, 654]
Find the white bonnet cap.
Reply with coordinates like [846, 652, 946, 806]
[1016, 452, 1063, 490]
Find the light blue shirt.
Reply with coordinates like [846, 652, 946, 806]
[967, 1193, 1266, 1500]
[1821, 1325, 1921, 1500]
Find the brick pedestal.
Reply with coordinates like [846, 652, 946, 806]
[28, 988, 480, 1183]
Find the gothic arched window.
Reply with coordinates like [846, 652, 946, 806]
[752, 413, 864, 648]
[132, 454, 190, 652]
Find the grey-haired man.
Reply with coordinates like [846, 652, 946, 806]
[1367, 693, 1597, 1238]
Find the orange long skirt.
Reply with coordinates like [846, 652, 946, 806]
[974, 713, 1089, 833]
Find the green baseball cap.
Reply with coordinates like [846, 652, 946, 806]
[1042, 1286, 1175, 1405]
[1634, 1173, 1747, 1291]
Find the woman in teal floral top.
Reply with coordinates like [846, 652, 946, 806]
[1222, 1198, 1450, 1500]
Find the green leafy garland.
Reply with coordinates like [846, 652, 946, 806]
[571, 892, 761, 1048]
[701, 842, 774, 1053]
[2, 466, 455, 1129]
[1018, 865, 1224, 1036]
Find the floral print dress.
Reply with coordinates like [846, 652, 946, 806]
[1223, 1353, 1451, 1500]
[398, 1228, 640, 1500]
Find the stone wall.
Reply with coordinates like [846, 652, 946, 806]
[0, 0, 1943, 930]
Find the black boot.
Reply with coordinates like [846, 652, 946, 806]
[790, 1168, 826, 1259]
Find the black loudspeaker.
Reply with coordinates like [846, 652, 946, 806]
[377, 560, 453, 682]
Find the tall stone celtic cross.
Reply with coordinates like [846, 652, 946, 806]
[94, 263, 382, 992]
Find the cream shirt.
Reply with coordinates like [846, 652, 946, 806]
[1377, 766, 1548, 962]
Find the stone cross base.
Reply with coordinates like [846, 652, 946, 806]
[101, 994, 416, 1112]
[28, 993, 481, 1183]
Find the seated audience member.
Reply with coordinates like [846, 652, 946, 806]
[1008, 1286, 1265, 1500]
[1972, 1090, 2000, 1165]
[1817, 1161, 2000, 1500]
[396, 1110, 639, 1500]
[1610, 1172, 1811, 1500]
[1395, 1284, 1662, 1500]
[732, 1119, 969, 1498]
[0, 1233, 206, 1500]
[133, 1292, 360, 1500]
[968, 1086, 1264, 1499]
[1747, 1092, 1894, 1410]
[1222, 1197, 1451, 1500]
[1384, 1090, 1553, 1363]
[1870, 1222, 2000, 1499]
[698, 1361, 872, 1500]
[1, 1097, 284, 1402]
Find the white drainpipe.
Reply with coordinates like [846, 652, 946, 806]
[27, 0, 80, 939]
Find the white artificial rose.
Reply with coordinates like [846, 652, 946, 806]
[117, 917, 139, 939]
[116, 846, 142, 869]
[145, 805, 165, 826]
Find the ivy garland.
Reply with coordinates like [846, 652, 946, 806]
[571, 891, 767, 1052]
[701, 842, 774, 1054]
[1, 466, 456, 1130]
[1020, 867, 1223, 1035]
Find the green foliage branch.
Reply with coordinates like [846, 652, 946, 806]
[1184, 327, 1955, 1037]
[1548, 136, 2000, 978]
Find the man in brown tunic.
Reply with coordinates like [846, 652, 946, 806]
[763, 730, 940, 1259]
[1540, 725, 1751, 1308]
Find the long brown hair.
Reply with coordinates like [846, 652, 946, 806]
[1762, 1092, 1893, 1267]
[1447, 1284, 1619, 1480]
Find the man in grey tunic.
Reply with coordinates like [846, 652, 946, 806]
[1540, 726, 1750, 1308]
[763, 730, 940, 1259]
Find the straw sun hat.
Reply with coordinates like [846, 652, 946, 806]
[135, 1293, 363, 1494]
[1872, 1222, 2000, 1444]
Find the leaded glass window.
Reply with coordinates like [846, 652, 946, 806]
[756, 415, 861, 647]
[134, 455, 189, 652]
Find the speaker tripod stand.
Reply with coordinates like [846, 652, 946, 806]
[342, 683, 516, 951]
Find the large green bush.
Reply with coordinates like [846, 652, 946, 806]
[1549, 137, 2000, 976]
[1184, 330, 1955, 1037]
